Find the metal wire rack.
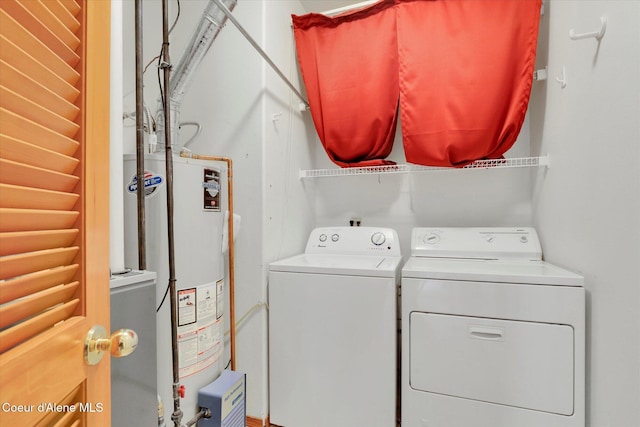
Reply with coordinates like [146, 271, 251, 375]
[299, 156, 550, 179]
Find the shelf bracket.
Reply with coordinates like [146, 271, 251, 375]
[569, 16, 607, 41]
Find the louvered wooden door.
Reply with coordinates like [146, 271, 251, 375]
[0, 0, 111, 425]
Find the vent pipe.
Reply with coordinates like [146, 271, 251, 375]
[155, 0, 237, 152]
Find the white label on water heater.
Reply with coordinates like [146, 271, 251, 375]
[178, 288, 197, 327]
[216, 278, 224, 319]
[177, 280, 224, 379]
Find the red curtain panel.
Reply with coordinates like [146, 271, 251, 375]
[292, 0, 399, 168]
[397, 0, 542, 167]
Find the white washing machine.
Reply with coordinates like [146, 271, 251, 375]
[401, 227, 585, 427]
[269, 227, 403, 427]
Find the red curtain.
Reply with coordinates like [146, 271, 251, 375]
[292, 0, 399, 167]
[293, 0, 541, 168]
[397, 0, 542, 166]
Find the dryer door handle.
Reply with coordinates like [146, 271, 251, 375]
[468, 325, 504, 341]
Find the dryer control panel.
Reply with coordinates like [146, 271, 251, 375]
[305, 227, 401, 256]
[411, 227, 542, 260]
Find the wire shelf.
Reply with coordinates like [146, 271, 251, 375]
[300, 156, 550, 178]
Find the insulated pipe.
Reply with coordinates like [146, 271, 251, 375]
[160, 1, 182, 426]
[156, 0, 237, 151]
[180, 152, 236, 371]
[135, 0, 146, 270]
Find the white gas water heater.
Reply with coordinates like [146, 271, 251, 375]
[123, 153, 228, 422]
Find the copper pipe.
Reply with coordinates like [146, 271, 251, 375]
[180, 152, 236, 370]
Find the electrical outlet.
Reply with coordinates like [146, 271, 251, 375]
[349, 217, 362, 227]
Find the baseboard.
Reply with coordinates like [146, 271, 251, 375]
[246, 415, 270, 427]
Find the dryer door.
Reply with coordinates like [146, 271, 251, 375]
[410, 312, 574, 415]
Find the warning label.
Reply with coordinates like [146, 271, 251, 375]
[177, 279, 225, 378]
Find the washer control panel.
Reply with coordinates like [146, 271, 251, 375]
[412, 227, 542, 260]
[306, 227, 401, 256]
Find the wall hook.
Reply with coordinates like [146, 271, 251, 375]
[556, 66, 567, 89]
[569, 16, 607, 41]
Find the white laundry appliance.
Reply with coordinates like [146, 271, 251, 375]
[268, 227, 403, 427]
[401, 227, 585, 427]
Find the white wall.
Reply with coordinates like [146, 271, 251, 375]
[262, 0, 318, 421]
[531, 2, 640, 426]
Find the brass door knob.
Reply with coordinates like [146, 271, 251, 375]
[84, 325, 138, 365]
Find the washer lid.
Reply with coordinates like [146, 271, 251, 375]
[269, 254, 402, 278]
[402, 257, 583, 286]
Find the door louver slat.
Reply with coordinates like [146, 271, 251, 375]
[0, 264, 79, 305]
[0, 135, 79, 174]
[34, 385, 82, 427]
[0, 184, 79, 210]
[0, 159, 79, 192]
[0, 10, 79, 83]
[0, 246, 79, 280]
[1, 0, 80, 66]
[0, 208, 79, 232]
[0, 36, 80, 101]
[0, 282, 79, 329]
[51, 404, 81, 427]
[0, 107, 79, 155]
[10, 0, 81, 52]
[0, 230, 78, 257]
[0, 87, 80, 136]
[0, 299, 79, 353]
[0, 61, 80, 120]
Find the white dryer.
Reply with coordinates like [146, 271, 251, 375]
[401, 227, 585, 427]
[269, 227, 402, 427]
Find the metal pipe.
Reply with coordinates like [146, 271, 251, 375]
[184, 408, 211, 427]
[210, 0, 309, 108]
[134, 0, 146, 270]
[180, 152, 236, 370]
[160, 1, 182, 426]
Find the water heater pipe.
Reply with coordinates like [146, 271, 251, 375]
[134, 0, 146, 270]
[180, 152, 236, 371]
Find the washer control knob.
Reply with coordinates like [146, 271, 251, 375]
[319, 233, 327, 242]
[424, 233, 440, 244]
[520, 236, 528, 243]
[371, 232, 386, 246]
[331, 233, 339, 242]
[485, 235, 494, 243]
